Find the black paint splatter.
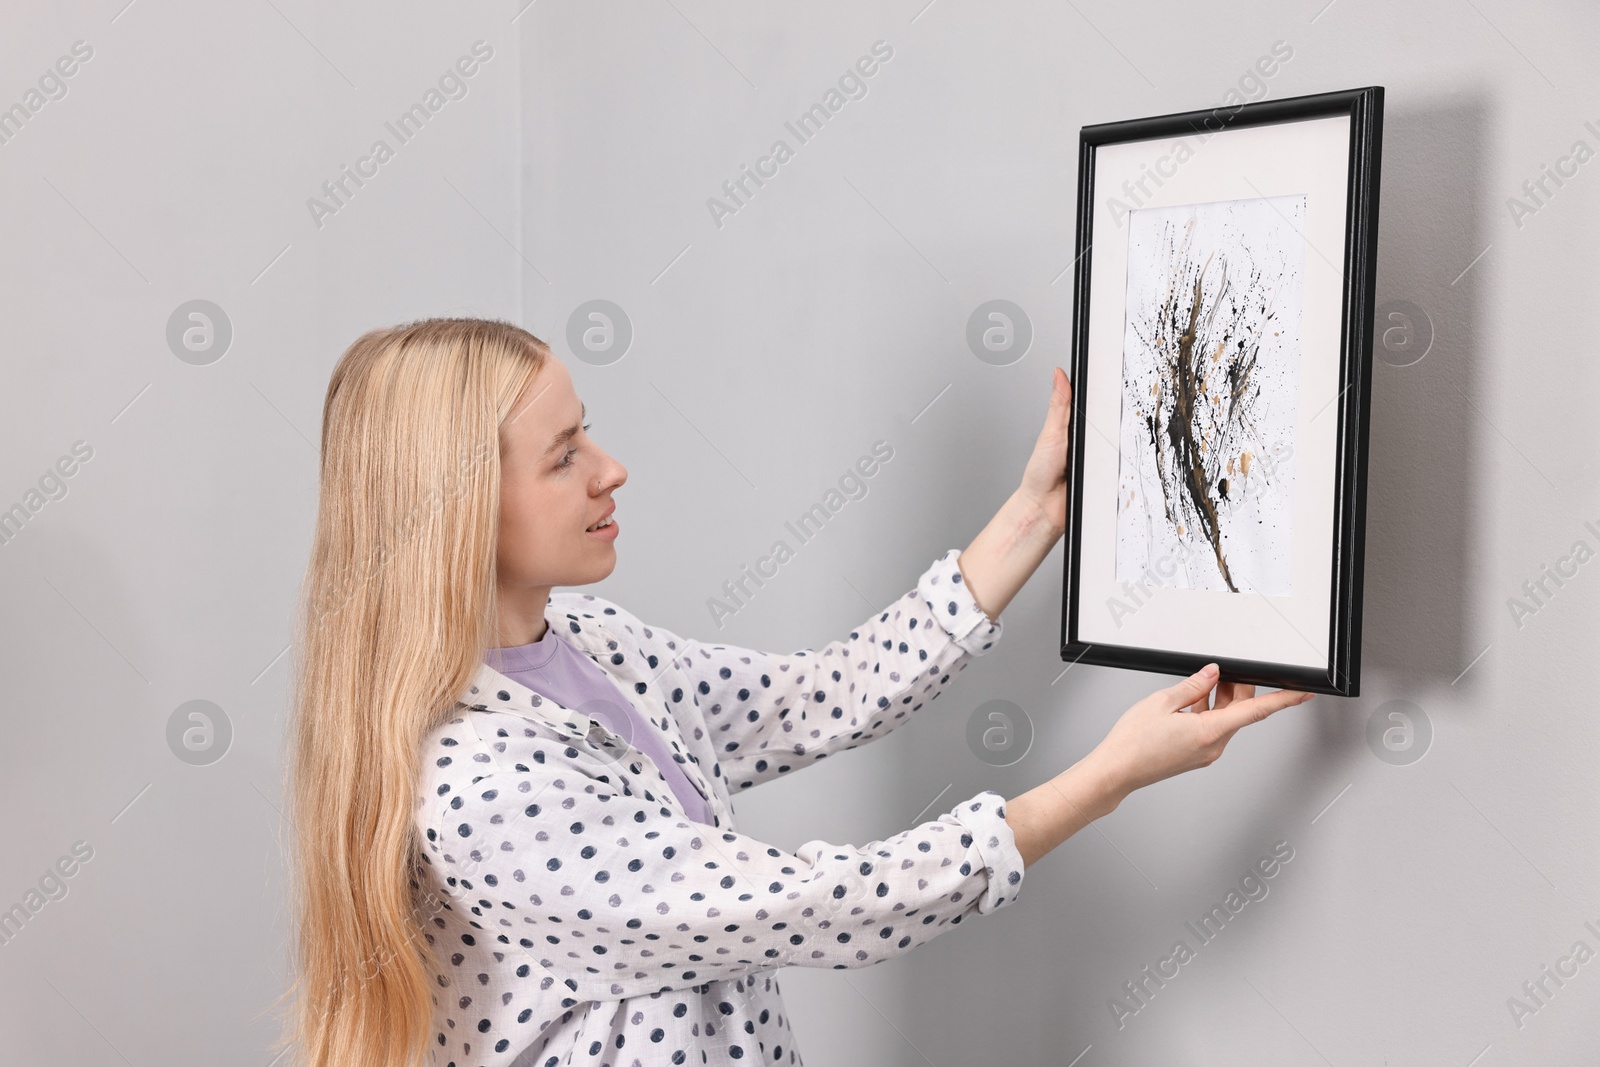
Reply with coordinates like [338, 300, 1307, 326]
[1124, 214, 1290, 592]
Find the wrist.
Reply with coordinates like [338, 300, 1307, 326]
[1008, 489, 1065, 548]
[1065, 746, 1129, 820]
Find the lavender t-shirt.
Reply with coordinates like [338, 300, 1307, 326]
[486, 624, 715, 825]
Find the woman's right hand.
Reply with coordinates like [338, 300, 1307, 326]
[1004, 664, 1314, 869]
[1090, 663, 1313, 799]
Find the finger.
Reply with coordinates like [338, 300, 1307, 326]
[1054, 366, 1072, 416]
[1204, 687, 1312, 736]
[1039, 367, 1072, 438]
[1212, 679, 1254, 709]
[1164, 663, 1219, 711]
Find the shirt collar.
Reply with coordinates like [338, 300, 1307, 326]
[458, 596, 721, 818]
[485, 623, 561, 674]
[456, 598, 624, 744]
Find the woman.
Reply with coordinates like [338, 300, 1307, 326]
[277, 317, 1311, 1067]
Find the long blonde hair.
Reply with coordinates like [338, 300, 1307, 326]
[267, 317, 548, 1067]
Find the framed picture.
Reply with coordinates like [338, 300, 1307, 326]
[1059, 86, 1383, 698]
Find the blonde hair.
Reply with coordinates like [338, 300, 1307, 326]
[265, 317, 549, 1067]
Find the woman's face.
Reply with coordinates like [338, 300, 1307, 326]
[496, 355, 627, 595]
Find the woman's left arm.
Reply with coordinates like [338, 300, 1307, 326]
[604, 546, 1005, 795]
[956, 365, 1072, 623]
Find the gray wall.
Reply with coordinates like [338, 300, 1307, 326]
[2, 1, 1595, 1064]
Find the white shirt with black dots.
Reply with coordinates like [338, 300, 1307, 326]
[414, 547, 1024, 1067]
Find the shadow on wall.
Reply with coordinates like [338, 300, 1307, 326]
[1362, 91, 1489, 693]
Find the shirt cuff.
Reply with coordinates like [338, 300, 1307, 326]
[919, 548, 1003, 657]
[951, 789, 1026, 914]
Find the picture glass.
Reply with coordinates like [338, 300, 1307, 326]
[1074, 114, 1352, 670]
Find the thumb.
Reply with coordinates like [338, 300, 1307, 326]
[1164, 663, 1218, 710]
[1035, 368, 1071, 447]
[1049, 367, 1072, 416]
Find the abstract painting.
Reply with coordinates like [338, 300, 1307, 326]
[1113, 194, 1307, 596]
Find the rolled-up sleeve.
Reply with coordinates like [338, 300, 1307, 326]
[612, 548, 1003, 793]
[924, 546, 1004, 657]
[426, 750, 1026, 1004]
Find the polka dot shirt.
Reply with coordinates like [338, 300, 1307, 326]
[413, 548, 1025, 1066]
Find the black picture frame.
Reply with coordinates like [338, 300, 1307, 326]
[1059, 86, 1384, 698]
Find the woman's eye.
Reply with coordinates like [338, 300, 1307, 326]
[555, 423, 592, 471]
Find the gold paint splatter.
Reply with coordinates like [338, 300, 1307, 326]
[1240, 451, 1253, 476]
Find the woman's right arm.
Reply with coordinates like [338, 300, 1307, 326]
[1006, 663, 1314, 869]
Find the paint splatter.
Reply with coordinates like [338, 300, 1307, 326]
[1114, 194, 1306, 595]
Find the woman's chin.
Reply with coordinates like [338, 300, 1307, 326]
[580, 547, 619, 579]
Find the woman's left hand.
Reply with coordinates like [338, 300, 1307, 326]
[1015, 366, 1073, 536]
